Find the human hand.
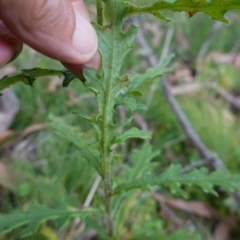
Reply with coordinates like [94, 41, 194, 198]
[0, 0, 100, 76]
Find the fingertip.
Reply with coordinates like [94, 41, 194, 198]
[62, 51, 101, 77]
[0, 39, 16, 67]
[83, 51, 101, 69]
[71, 0, 91, 21]
[72, 11, 98, 63]
[62, 62, 83, 77]
[0, 23, 23, 67]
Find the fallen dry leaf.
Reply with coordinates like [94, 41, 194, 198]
[206, 52, 240, 69]
[134, 113, 148, 131]
[171, 82, 202, 96]
[5, 123, 46, 148]
[168, 64, 194, 85]
[0, 130, 15, 143]
[153, 193, 219, 219]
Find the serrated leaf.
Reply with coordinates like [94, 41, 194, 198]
[113, 164, 240, 197]
[62, 70, 78, 87]
[81, 0, 139, 155]
[112, 117, 133, 129]
[48, 115, 91, 149]
[128, 57, 175, 92]
[83, 9, 138, 121]
[113, 143, 161, 231]
[112, 127, 152, 144]
[127, 0, 240, 23]
[0, 203, 97, 238]
[0, 68, 82, 92]
[83, 68, 104, 95]
[127, 143, 160, 180]
[80, 147, 102, 175]
[151, 11, 172, 22]
[73, 110, 97, 122]
[22, 73, 35, 87]
[116, 97, 148, 112]
[48, 115, 102, 174]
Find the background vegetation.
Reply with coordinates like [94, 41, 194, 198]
[0, 3, 240, 240]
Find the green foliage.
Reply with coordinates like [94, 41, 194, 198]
[1, 0, 240, 239]
[0, 202, 97, 238]
[0, 68, 79, 93]
[76, 2, 176, 190]
[179, 96, 240, 172]
[48, 115, 102, 174]
[128, 53, 175, 92]
[112, 127, 151, 144]
[130, 228, 201, 240]
[127, 0, 240, 23]
[113, 164, 240, 197]
[122, 142, 160, 180]
[113, 143, 160, 236]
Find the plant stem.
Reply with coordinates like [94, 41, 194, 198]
[101, 98, 114, 237]
[100, 51, 114, 237]
[96, 1, 129, 237]
[97, 0, 103, 26]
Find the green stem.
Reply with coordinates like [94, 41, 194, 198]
[96, 0, 129, 237]
[101, 98, 114, 237]
[100, 59, 114, 237]
[97, 0, 103, 26]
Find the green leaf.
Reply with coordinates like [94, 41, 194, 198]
[62, 70, 78, 87]
[112, 127, 152, 144]
[48, 115, 91, 149]
[73, 110, 97, 122]
[48, 115, 102, 174]
[151, 11, 172, 22]
[0, 203, 97, 238]
[112, 117, 133, 129]
[83, 7, 138, 121]
[129, 90, 143, 96]
[0, 68, 81, 92]
[113, 143, 161, 231]
[127, 0, 240, 23]
[84, 216, 108, 239]
[81, 0, 139, 156]
[128, 55, 175, 92]
[126, 143, 160, 180]
[116, 97, 148, 112]
[113, 164, 240, 197]
[131, 229, 201, 240]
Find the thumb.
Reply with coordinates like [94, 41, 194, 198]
[0, 0, 98, 65]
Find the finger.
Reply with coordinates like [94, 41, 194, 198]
[0, 0, 98, 65]
[62, 51, 101, 77]
[0, 20, 23, 67]
[70, 0, 91, 21]
[61, 0, 101, 76]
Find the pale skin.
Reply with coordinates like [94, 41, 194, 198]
[0, 0, 100, 76]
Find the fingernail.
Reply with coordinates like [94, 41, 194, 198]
[0, 56, 12, 67]
[0, 44, 14, 67]
[72, 12, 98, 62]
[0, 38, 22, 67]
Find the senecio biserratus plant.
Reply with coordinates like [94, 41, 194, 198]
[1, 1, 240, 239]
